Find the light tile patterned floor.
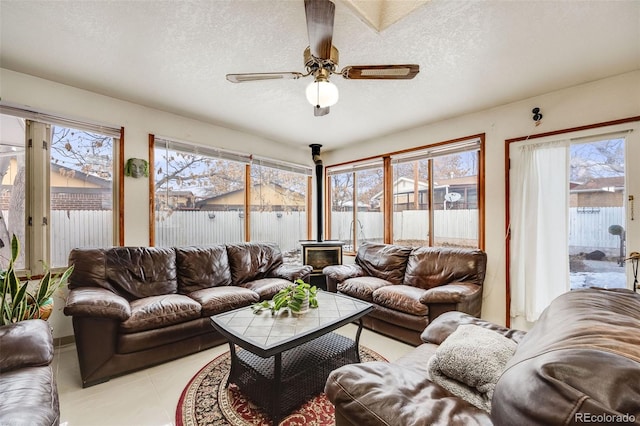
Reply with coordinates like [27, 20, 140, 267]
[55, 323, 414, 426]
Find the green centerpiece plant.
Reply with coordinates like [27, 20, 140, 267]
[1, 234, 74, 325]
[252, 278, 318, 315]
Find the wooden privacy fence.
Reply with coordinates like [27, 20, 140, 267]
[50, 210, 113, 267]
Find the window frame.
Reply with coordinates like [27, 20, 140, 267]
[149, 134, 312, 248]
[0, 106, 122, 274]
[326, 134, 485, 255]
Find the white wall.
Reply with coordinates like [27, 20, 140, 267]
[323, 70, 640, 327]
[3, 68, 639, 336]
[0, 68, 313, 338]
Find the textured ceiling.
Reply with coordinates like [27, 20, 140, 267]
[1, 0, 639, 151]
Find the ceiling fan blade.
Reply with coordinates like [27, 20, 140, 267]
[304, 0, 335, 60]
[341, 64, 420, 80]
[226, 72, 304, 83]
[314, 106, 330, 116]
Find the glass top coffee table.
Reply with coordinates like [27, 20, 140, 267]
[210, 291, 373, 424]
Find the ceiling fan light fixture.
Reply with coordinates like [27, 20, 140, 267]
[305, 79, 339, 108]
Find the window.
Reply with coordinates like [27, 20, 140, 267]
[152, 137, 312, 260]
[327, 135, 484, 253]
[153, 138, 250, 246]
[328, 161, 384, 252]
[0, 108, 120, 273]
[391, 138, 481, 248]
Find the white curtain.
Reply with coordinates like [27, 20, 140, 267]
[510, 140, 570, 322]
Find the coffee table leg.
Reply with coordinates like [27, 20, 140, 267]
[226, 342, 236, 388]
[355, 318, 365, 362]
[271, 352, 282, 424]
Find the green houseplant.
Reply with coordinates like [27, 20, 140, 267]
[0, 234, 74, 325]
[252, 279, 318, 315]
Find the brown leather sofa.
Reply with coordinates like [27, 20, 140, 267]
[0, 319, 59, 426]
[64, 242, 311, 387]
[326, 288, 640, 426]
[323, 243, 486, 345]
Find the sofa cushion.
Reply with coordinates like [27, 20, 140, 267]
[176, 246, 232, 293]
[105, 247, 178, 300]
[238, 277, 292, 300]
[403, 247, 486, 289]
[189, 287, 259, 316]
[338, 276, 390, 303]
[355, 243, 412, 285]
[373, 285, 429, 316]
[226, 243, 283, 285]
[120, 294, 201, 333]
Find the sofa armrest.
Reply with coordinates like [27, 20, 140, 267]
[64, 287, 131, 321]
[420, 311, 527, 345]
[0, 319, 54, 373]
[323, 264, 365, 283]
[323, 264, 365, 293]
[268, 264, 313, 282]
[326, 361, 492, 426]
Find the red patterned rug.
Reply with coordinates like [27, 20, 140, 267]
[176, 346, 386, 426]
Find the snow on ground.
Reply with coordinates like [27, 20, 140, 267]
[570, 271, 627, 290]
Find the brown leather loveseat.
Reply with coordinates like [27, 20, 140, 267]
[326, 288, 640, 425]
[64, 242, 311, 387]
[0, 319, 59, 426]
[323, 243, 486, 345]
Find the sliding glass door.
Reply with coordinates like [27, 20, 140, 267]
[508, 121, 640, 323]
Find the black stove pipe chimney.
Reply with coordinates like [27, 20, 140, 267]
[310, 144, 323, 242]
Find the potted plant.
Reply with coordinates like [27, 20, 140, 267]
[252, 279, 318, 315]
[0, 235, 74, 325]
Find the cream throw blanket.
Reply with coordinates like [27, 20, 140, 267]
[427, 324, 517, 412]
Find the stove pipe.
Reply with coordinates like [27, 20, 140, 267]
[310, 144, 323, 242]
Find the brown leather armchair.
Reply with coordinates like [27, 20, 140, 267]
[323, 243, 486, 345]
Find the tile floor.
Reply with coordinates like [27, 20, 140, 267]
[54, 324, 415, 426]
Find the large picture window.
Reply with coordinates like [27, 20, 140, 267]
[0, 108, 120, 273]
[152, 136, 311, 262]
[153, 138, 249, 246]
[327, 135, 484, 253]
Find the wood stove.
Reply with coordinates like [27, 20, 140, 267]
[300, 241, 343, 274]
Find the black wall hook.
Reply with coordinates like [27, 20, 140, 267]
[532, 107, 543, 122]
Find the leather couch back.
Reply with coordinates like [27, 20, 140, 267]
[69, 247, 178, 301]
[176, 246, 232, 293]
[492, 288, 640, 425]
[403, 247, 486, 289]
[225, 242, 283, 285]
[355, 243, 412, 285]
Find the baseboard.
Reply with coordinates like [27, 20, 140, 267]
[54, 335, 75, 347]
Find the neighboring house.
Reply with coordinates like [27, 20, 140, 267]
[196, 183, 305, 212]
[371, 176, 478, 211]
[155, 190, 196, 210]
[570, 176, 624, 208]
[1, 160, 111, 210]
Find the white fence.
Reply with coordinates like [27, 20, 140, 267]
[569, 207, 624, 253]
[155, 210, 307, 253]
[50, 210, 113, 267]
[29, 205, 628, 267]
[331, 210, 479, 247]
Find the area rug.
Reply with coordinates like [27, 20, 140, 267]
[176, 346, 386, 426]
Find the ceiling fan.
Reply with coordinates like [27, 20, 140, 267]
[226, 0, 420, 116]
